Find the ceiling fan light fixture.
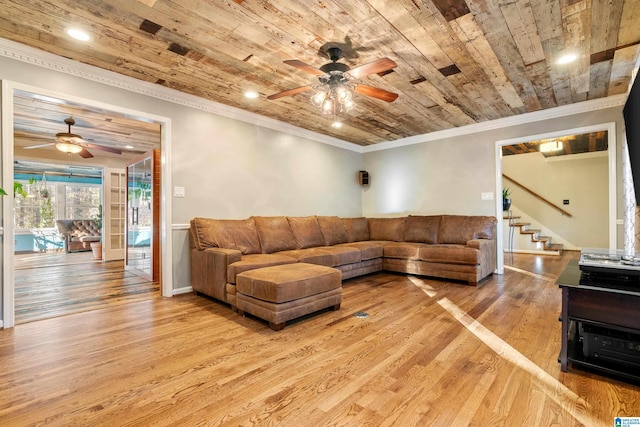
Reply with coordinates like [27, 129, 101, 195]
[56, 141, 83, 154]
[311, 91, 327, 107]
[312, 83, 356, 115]
[322, 97, 334, 113]
[56, 133, 85, 144]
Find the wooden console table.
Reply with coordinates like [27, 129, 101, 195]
[557, 259, 640, 381]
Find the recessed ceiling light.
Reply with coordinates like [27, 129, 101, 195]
[244, 91, 259, 99]
[125, 145, 134, 150]
[331, 121, 343, 129]
[65, 28, 91, 42]
[540, 140, 563, 152]
[556, 52, 578, 65]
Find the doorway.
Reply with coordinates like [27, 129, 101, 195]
[2, 81, 173, 328]
[494, 122, 617, 274]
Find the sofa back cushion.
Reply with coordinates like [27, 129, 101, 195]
[438, 215, 497, 244]
[253, 216, 298, 253]
[56, 219, 100, 237]
[317, 216, 348, 245]
[342, 217, 370, 242]
[368, 217, 406, 241]
[190, 217, 261, 254]
[404, 215, 441, 244]
[287, 216, 325, 249]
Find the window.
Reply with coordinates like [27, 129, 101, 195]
[14, 180, 57, 230]
[65, 185, 101, 220]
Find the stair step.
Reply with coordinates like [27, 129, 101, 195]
[507, 215, 565, 254]
[521, 229, 540, 235]
[546, 243, 564, 251]
[503, 215, 522, 220]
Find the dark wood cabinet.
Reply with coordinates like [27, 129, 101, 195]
[557, 260, 640, 382]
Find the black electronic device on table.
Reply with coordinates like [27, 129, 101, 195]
[578, 249, 640, 290]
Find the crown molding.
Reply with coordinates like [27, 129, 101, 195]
[0, 37, 361, 153]
[363, 94, 626, 153]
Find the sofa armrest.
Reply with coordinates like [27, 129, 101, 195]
[466, 239, 496, 277]
[190, 247, 242, 303]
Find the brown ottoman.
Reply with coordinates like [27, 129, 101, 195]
[236, 263, 342, 330]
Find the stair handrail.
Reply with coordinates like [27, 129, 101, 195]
[502, 174, 573, 217]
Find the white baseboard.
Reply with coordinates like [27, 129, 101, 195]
[0, 320, 3, 328]
[173, 286, 193, 295]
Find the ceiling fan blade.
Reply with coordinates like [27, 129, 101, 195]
[23, 142, 55, 149]
[79, 148, 94, 159]
[347, 58, 397, 79]
[283, 60, 325, 76]
[83, 142, 122, 155]
[267, 85, 313, 100]
[354, 84, 399, 102]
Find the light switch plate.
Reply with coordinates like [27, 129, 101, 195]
[481, 192, 494, 201]
[174, 186, 185, 198]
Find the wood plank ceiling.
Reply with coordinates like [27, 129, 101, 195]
[0, 0, 639, 146]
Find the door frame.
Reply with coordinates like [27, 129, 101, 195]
[494, 122, 617, 274]
[2, 80, 173, 328]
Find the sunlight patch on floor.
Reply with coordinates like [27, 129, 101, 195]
[504, 265, 555, 281]
[407, 276, 437, 297]
[437, 297, 604, 427]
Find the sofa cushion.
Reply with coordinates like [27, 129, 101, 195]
[418, 244, 480, 265]
[253, 216, 298, 253]
[287, 216, 325, 249]
[383, 242, 428, 260]
[275, 248, 336, 267]
[336, 241, 384, 260]
[319, 246, 362, 266]
[368, 217, 405, 242]
[404, 215, 441, 244]
[317, 216, 349, 246]
[190, 217, 261, 254]
[470, 216, 497, 240]
[438, 215, 497, 244]
[341, 217, 370, 242]
[227, 254, 297, 283]
[236, 263, 341, 303]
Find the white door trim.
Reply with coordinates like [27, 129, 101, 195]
[1, 80, 173, 328]
[494, 122, 617, 274]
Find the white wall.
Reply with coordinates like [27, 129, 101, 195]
[503, 152, 608, 248]
[362, 107, 624, 224]
[169, 108, 362, 221]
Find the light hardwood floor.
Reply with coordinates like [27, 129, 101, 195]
[1, 252, 638, 426]
[14, 251, 159, 324]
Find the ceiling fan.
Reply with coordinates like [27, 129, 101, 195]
[24, 117, 122, 158]
[267, 47, 399, 110]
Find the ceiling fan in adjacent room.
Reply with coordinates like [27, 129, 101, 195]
[24, 117, 122, 158]
[267, 47, 399, 119]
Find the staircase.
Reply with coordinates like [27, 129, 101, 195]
[504, 215, 564, 255]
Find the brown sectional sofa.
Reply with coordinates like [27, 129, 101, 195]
[189, 214, 497, 312]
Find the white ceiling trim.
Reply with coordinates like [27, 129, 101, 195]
[363, 95, 627, 153]
[0, 37, 627, 156]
